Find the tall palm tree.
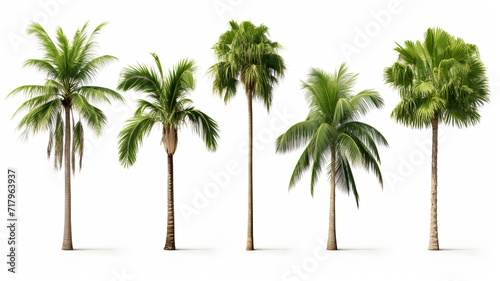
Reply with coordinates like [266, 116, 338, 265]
[117, 54, 219, 250]
[384, 27, 489, 250]
[276, 64, 388, 250]
[208, 20, 285, 250]
[8, 22, 124, 250]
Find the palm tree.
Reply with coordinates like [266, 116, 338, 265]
[117, 54, 219, 250]
[276, 64, 388, 250]
[208, 20, 285, 250]
[384, 27, 489, 250]
[8, 22, 123, 250]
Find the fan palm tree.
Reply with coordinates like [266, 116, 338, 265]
[207, 20, 285, 250]
[117, 54, 219, 250]
[8, 22, 124, 250]
[384, 27, 489, 250]
[276, 64, 388, 250]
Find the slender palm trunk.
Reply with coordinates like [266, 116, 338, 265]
[246, 88, 254, 251]
[62, 105, 73, 250]
[429, 117, 439, 250]
[164, 154, 175, 250]
[327, 149, 337, 250]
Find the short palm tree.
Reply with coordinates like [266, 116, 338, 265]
[384, 27, 489, 250]
[208, 20, 285, 250]
[276, 64, 388, 250]
[117, 54, 219, 250]
[8, 22, 123, 250]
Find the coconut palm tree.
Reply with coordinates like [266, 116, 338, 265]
[207, 20, 285, 250]
[276, 64, 388, 250]
[117, 54, 219, 250]
[8, 22, 123, 250]
[384, 27, 489, 250]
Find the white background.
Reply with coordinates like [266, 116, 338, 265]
[0, 0, 499, 280]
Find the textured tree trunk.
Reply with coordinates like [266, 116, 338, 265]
[164, 154, 175, 250]
[246, 88, 254, 251]
[62, 106, 73, 250]
[327, 149, 337, 250]
[429, 117, 439, 250]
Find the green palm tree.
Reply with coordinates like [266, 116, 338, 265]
[384, 27, 489, 250]
[208, 20, 285, 250]
[117, 54, 219, 250]
[276, 64, 388, 250]
[8, 22, 123, 250]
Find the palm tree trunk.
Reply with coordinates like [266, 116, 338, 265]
[246, 88, 254, 251]
[164, 154, 176, 250]
[327, 149, 337, 250]
[62, 106, 73, 250]
[429, 117, 439, 250]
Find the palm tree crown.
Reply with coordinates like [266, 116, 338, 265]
[208, 20, 285, 108]
[276, 64, 388, 206]
[117, 54, 219, 166]
[8, 22, 124, 171]
[384, 27, 489, 128]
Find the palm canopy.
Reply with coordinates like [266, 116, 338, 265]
[207, 20, 285, 109]
[117, 54, 220, 167]
[276, 64, 388, 206]
[8, 22, 124, 171]
[384, 27, 489, 128]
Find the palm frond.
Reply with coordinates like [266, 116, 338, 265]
[71, 94, 107, 134]
[207, 61, 239, 103]
[52, 112, 64, 170]
[165, 58, 197, 111]
[17, 99, 62, 136]
[184, 108, 220, 151]
[77, 85, 125, 103]
[276, 120, 320, 153]
[289, 141, 313, 189]
[77, 55, 118, 83]
[334, 155, 360, 207]
[117, 115, 157, 167]
[309, 123, 336, 195]
[133, 99, 163, 118]
[26, 22, 58, 60]
[72, 120, 84, 173]
[117, 62, 162, 98]
[8, 84, 59, 99]
[350, 89, 384, 116]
